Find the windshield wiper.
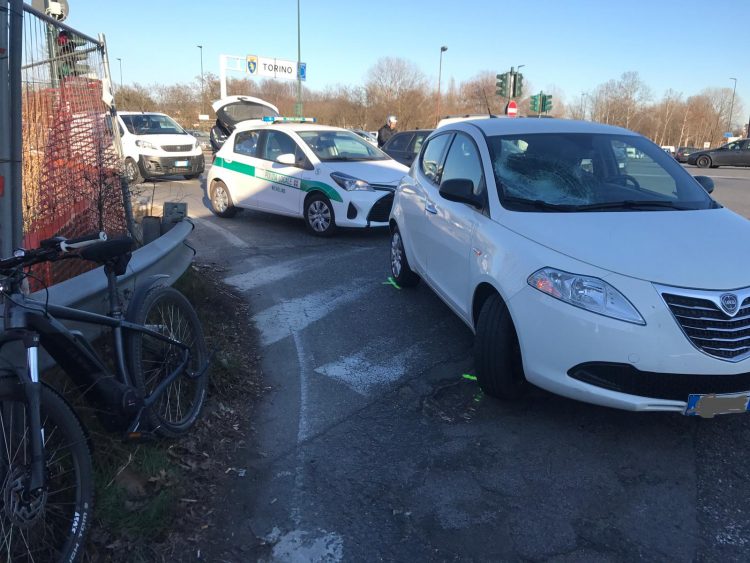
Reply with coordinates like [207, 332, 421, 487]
[325, 156, 377, 162]
[501, 195, 577, 211]
[573, 200, 692, 211]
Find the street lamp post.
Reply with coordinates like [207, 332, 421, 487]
[435, 45, 447, 126]
[728, 77, 737, 135]
[116, 57, 122, 90]
[296, 0, 303, 116]
[197, 45, 205, 116]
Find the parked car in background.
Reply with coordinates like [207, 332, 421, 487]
[187, 129, 211, 151]
[382, 129, 433, 166]
[207, 118, 408, 236]
[388, 117, 750, 418]
[116, 111, 204, 184]
[674, 146, 699, 163]
[661, 145, 676, 156]
[350, 129, 378, 146]
[210, 95, 279, 153]
[687, 139, 750, 168]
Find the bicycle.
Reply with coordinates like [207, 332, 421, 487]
[0, 232, 210, 562]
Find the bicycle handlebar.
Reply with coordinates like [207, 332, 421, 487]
[0, 232, 108, 273]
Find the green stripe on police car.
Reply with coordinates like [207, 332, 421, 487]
[213, 157, 343, 202]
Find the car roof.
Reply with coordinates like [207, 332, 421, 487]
[118, 111, 168, 117]
[440, 118, 639, 137]
[233, 122, 352, 134]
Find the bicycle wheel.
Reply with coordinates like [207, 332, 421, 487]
[0, 374, 93, 562]
[127, 285, 208, 438]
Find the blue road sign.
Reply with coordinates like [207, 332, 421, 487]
[298, 62, 307, 81]
[724, 132, 733, 138]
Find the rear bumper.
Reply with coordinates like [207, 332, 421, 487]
[139, 154, 205, 178]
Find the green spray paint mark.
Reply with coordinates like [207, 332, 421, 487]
[462, 373, 477, 381]
[382, 277, 401, 290]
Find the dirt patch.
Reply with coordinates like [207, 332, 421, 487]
[83, 263, 264, 562]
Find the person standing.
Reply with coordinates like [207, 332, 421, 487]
[377, 115, 398, 148]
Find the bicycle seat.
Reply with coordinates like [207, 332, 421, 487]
[80, 238, 133, 275]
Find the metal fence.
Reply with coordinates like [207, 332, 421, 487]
[10, 3, 131, 285]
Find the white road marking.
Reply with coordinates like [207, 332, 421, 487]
[190, 216, 249, 249]
[265, 527, 344, 562]
[314, 339, 428, 395]
[225, 247, 371, 292]
[252, 283, 369, 347]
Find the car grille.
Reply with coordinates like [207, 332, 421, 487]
[569, 362, 750, 401]
[161, 144, 193, 152]
[660, 291, 750, 361]
[367, 193, 394, 223]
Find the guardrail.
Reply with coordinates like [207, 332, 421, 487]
[1, 219, 195, 367]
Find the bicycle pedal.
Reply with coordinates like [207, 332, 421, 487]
[122, 430, 157, 443]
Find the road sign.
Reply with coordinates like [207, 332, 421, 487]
[723, 132, 733, 138]
[246, 54, 306, 81]
[703, 142, 711, 149]
[505, 100, 518, 117]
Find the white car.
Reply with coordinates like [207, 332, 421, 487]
[116, 111, 204, 184]
[207, 119, 408, 236]
[389, 117, 750, 417]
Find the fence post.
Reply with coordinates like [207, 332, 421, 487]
[0, 0, 11, 257]
[8, 0, 21, 250]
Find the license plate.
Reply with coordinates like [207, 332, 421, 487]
[684, 392, 750, 418]
[175, 160, 189, 167]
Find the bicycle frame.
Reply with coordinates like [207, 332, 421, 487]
[1, 292, 193, 414]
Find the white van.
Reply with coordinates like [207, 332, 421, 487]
[115, 111, 205, 184]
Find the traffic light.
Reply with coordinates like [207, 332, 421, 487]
[542, 94, 553, 113]
[496, 72, 510, 98]
[512, 73, 523, 98]
[55, 30, 91, 79]
[530, 94, 540, 113]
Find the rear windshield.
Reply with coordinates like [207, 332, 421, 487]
[219, 103, 279, 127]
[120, 114, 185, 135]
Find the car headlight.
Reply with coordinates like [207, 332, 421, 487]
[135, 140, 158, 150]
[330, 172, 373, 191]
[528, 267, 645, 325]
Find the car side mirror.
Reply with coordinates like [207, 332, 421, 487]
[439, 178, 482, 208]
[276, 153, 296, 165]
[694, 175, 714, 194]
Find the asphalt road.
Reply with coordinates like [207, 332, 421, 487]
[151, 162, 750, 562]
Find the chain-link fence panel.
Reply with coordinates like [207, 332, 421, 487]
[21, 5, 129, 286]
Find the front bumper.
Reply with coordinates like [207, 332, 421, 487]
[139, 153, 205, 178]
[334, 189, 394, 228]
[509, 280, 750, 412]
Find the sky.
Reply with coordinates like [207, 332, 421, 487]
[55, 0, 749, 124]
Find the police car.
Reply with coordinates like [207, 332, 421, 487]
[206, 117, 409, 236]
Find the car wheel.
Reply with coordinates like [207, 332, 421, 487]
[124, 157, 142, 184]
[210, 180, 238, 218]
[304, 193, 336, 236]
[390, 227, 419, 287]
[475, 294, 528, 400]
[696, 155, 711, 168]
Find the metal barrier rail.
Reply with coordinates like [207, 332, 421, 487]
[0, 219, 195, 368]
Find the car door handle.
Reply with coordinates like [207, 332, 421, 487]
[425, 201, 437, 214]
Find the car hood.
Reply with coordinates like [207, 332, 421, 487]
[499, 208, 750, 289]
[325, 159, 409, 185]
